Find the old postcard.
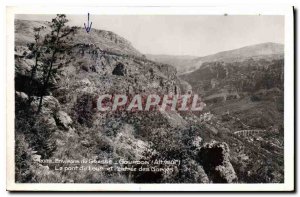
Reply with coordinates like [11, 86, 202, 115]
[6, 6, 294, 191]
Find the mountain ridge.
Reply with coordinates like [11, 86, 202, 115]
[197, 42, 283, 61]
[15, 19, 142, 57]
[147, 42, 284, 74]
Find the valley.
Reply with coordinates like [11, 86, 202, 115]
[14, 16, 284, 184]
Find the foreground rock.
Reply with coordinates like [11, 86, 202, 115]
[55, 111, 73, 130]
[197, 140, 237, 183]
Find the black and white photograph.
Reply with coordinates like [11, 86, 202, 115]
[6, 6, 294, 191]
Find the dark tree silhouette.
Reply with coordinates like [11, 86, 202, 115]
[37, 14, 76, 113]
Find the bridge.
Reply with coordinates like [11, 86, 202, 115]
[234, 129, 266, 136]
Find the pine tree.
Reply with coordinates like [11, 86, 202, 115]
[37, 14, 76, 113]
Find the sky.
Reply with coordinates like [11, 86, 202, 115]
[16, 14, 284, 57]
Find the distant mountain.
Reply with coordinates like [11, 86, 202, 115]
[197, 42, 284, 63]
[146, 54, 200, 74]
[147, 42, 284, 74]
[146, 54, 197, 70]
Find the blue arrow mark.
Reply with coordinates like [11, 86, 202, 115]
[84, 13, 93, 33]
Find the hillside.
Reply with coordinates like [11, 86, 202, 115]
[180, 58, 284, 125]
[15, 19, 142, 57]
[148, 42, 284, 74]
[180, 57, 284, 183]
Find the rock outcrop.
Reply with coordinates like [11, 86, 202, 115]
[197, 140, 237, 183]
[55, 111, 73, 130]
[15, 91, 29, 101]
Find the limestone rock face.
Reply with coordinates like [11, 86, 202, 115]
[31, 96, 60, 114]
[77, 78, 92, 87]
[198, 140, 237, 183]
[15, 19, 142, 57]
[15, 91, 29, 101]
[15, 58, 33, 76]
[55, 111, 73, 130]
[32, 154, 41, 163]
[45, 117, 57, 130]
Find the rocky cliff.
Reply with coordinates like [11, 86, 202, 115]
[14, 19, 240, 183]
